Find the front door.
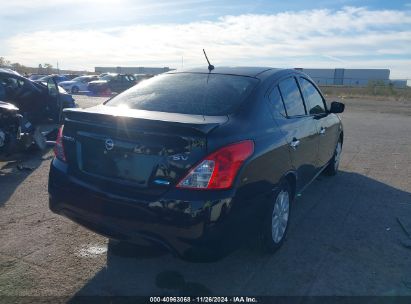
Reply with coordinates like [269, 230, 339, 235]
[316, 114, 340, 166]
[298, 77, 339, 167]
[46, 78, 61, 122]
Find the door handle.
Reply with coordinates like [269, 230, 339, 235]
[319, 127, 326, 135]
[290, 138, 300, 150]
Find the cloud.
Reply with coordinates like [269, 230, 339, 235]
[4, 6, 411, 78]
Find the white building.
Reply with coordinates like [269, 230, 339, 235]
[95, 66, 173, 75]
[295, 68, 390, 87]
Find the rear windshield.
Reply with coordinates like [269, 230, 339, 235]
[105, 73, 259, 116]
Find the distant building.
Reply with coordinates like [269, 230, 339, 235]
[389, 79, 408, 88]
[295, 68, 390, 87]
[95, 66, 173, 75]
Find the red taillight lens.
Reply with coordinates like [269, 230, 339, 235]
[177, 140, 254, 190]
[54, 125, 66, 162]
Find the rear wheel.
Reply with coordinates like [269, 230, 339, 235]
[324, 140, 342, 176]
[261, 181, 291, 253]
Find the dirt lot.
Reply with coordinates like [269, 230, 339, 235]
[0, 95, 410, 298]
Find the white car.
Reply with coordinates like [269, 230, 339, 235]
[59, 75, 98, 94]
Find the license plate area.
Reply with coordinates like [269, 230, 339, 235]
[77, 132, 159, 186]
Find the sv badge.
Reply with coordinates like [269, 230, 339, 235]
[169, 154, 189, 161]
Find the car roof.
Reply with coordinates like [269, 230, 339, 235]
[167, 66, 290, 80]
[0, 68, 21, 76]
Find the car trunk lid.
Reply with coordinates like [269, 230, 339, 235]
[61, 105, 227, 200]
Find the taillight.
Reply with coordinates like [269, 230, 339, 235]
[54, 125, 66, 162]
[177, 140, 254, 190]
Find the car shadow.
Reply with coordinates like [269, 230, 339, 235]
[69, 171, 411, 298]
[0, 147, 52, 207]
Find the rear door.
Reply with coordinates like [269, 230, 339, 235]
[275, 76, 320, 190]
[109, 75, 122, 92]
[298, 77, 339, 167]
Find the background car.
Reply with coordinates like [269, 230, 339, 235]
[62, 74, 80, 80]
[36, 74, 69, 84]
[87, 73, 136, 94]
[59, 75, 99, 93]
[28, 74, 47, 81]
[134, 73, 154, 84]
[0, 68, 76, 123]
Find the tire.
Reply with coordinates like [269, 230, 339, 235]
[261, 181, 292, 253]
[324, 140, 342, 176]
[71, 86, 79, 94]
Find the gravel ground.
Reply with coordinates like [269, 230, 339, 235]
[0, 95, 410, 298]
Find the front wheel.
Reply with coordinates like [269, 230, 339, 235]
[261, 181, 291, 253]
[71, 86, 79, 94]
[324, 140, 342, 176]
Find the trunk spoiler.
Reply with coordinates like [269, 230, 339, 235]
[63, 105, 228, 134]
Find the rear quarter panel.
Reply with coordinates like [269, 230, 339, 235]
[208, 87, 292, 204]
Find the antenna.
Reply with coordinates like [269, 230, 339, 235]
[203, 49, 214, 72]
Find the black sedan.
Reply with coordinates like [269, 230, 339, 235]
[48, 67, 344, 259]
[87, 73, 136, 94]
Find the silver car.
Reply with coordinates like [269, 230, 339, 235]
[59, 75, 98, 94]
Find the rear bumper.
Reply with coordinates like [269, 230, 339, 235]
[48, 159, 260, 256]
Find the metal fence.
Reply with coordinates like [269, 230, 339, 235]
[309, 77, 409, 89]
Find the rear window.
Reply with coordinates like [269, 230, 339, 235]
[106, 73, 259, 116]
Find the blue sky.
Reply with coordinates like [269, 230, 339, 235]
[1, 0, 410, 78]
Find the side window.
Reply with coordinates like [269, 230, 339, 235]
[278, 77, 306, 116]
[299, 78, 326, 115]
[4, 76, 21, 89]
[268, 86, 286, 117]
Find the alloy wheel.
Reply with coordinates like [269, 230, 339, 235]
[271, 190, 290, 244]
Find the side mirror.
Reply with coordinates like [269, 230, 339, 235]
[329, 101, 345, 114]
